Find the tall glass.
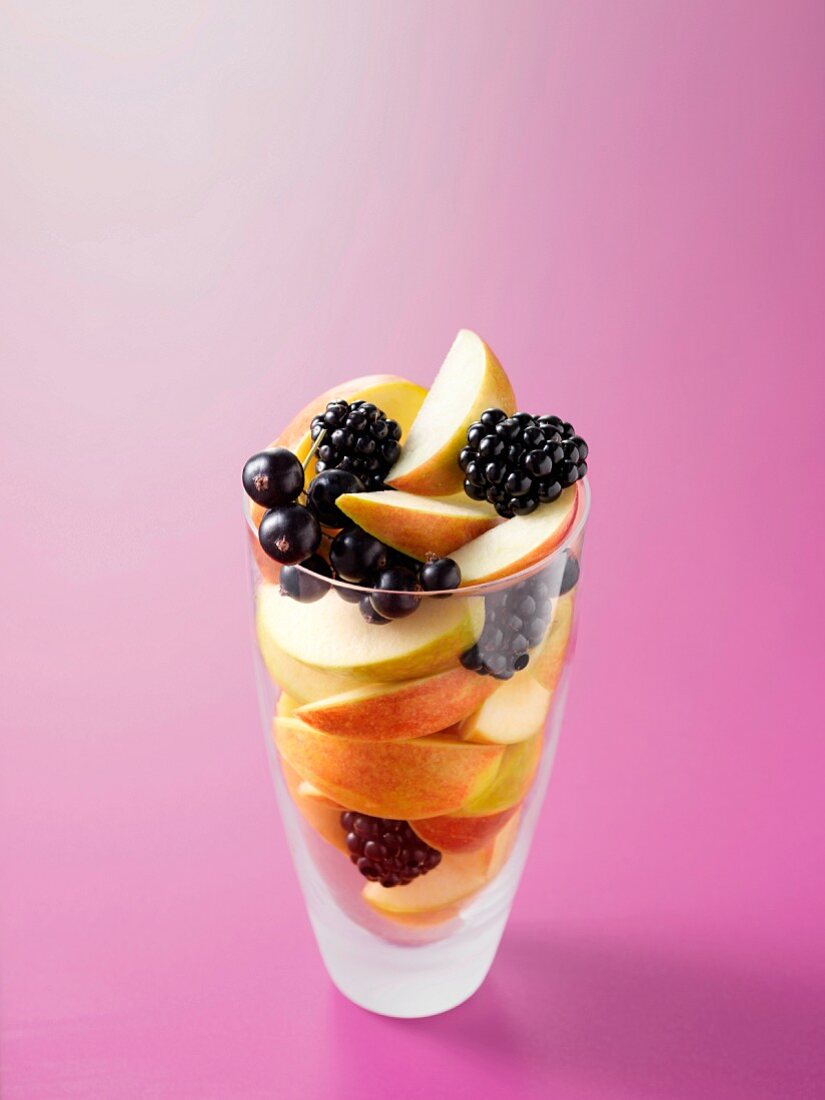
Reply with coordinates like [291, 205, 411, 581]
[246, 480, 590, 1018]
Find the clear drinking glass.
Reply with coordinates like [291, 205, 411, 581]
[246, 480, 590, 1018]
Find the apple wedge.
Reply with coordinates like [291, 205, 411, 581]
[248, 374, 427, 528]
[456, 731, 543, 817]
[257, 607, 360, 702]
[363, 813, 520, 922]
[410, 806, 517, 853]
[294, 666, 499, 741]
[281, 760, 348, 854]
[387, 330, 515, 496]
[273, 717, 504, 820]
[450, 486, 578, 584]
[257, 583, 484, 683]
[335, 490, 499, 560]
[459, 674, 552, 745]
[530, 592, 576, 692]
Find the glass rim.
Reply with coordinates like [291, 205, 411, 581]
[244, 478, 590, 597]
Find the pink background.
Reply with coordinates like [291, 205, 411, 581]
[2, 2, 824, 1097]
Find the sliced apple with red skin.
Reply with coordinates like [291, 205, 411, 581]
[410, 805, 518, 853]
[247, 374, 427, 529]
[450, 485, 579, 585]
[530, 592, 576, 692]
[459, 673, 552, 745]
[456, 731, 543, 817]
[335, 490, 500, 561]
[363, 812, 520, 923]
[293, 665, 498, 741]
[273, 717, 504, 820]
[281, 760, 348, 854]
[257, 582, 484, 683]
[387, 330, 515, 496]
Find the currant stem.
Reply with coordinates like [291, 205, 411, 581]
[303, 428, 326, 471]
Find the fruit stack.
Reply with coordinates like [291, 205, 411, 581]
[243, 330, 586, 929]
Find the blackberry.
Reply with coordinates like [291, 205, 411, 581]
[460, 409, 589, 517]
[341, 812, 442, 887]
[462, 570, 555, 679]
[559, 553, 580, 595]
[310, 400, 402, 490]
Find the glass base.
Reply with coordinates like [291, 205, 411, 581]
[310, 906, 509, 1017]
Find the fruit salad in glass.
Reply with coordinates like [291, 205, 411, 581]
[243, 329, 590, 1017]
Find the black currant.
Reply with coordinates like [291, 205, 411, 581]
[306, 469, 364, 527]
[329, 526, 390, 582]
[419, 557, 461, 595]
[280, 554, 332, 603]
[334, 580, 367, 603]
[370, 566, 421, 620]
[258, 504, 321, 565]
[359, 593, 391, 625]
[242, 448, 304, 507]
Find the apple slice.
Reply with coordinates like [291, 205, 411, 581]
[459, 674, 552, 745]
[257, 611, 361, 702]
[256, 583, 484, 683]
[410, 806, 517, 853]
[530, 592, 575, 692]
[281, 760, 349, 854]
[450, 486, 578, 584]
[273, 717, 505, 819]
[387, 330, 515, 496]
[456, 731, 543, 816]
[335, 490, 499, 561]
[294, 666, 498, 741]
[363, 813, 520, 921]
[248, 374, 427, 529]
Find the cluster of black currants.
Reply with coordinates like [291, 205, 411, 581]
[242, 433, 462, 621]
[310, 399, 402, 491]
[243, 446, 322, 560]
[341, 812, 442, 888]
[460, 409, 589, 518]
[326, 528, 461, 626]
[461, 553, 581, 680]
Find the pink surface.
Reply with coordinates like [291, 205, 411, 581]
[2, 2, 824, 1097]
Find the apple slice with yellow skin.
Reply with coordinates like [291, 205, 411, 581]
[257, 602, 360, 702]
[273, 717, 504, 820]
[335, 490, 500, 560]
[281, 760, 348, 854]
[410, 805, 518, 853]
[257, 583, 484, 683]
[459, 674, 552, 745]
[387, 330, 515, 496]
[450, 486, 579, 585]
[363, 812, 520, 922]
[530, 592, 576, 692]
[456, 731, 543, 817]
[294, 666, 499, 741]
[248, 374, 427, 528]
